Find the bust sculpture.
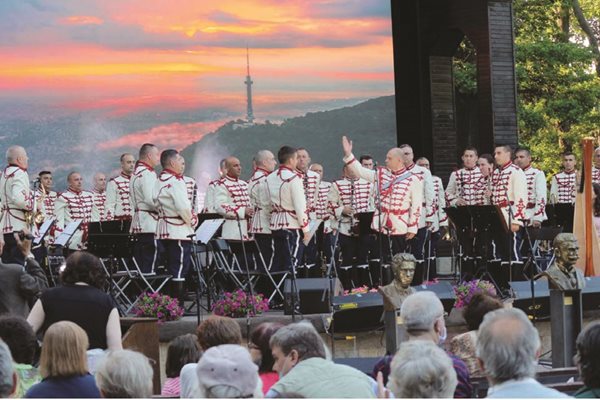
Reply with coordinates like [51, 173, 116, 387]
[539, 233, 586, 290]
[379, 253, 417, 311]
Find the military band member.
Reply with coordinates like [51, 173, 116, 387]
[328, 164, 375, 288]
[90, 172, 107, 222]
[182, 161, 198, 217]
[416, 157, 448, 233]
[342, 136, 424, 275]
[446, 147, 484, 206]
[550, 152, 577, 204]
[214, 157, 253, 241]
[266, 146, 312, 273]
[309, 163, 333, 277]
[249, 150, 277, 269]
[400, 145, 435, 261]
[491, 145, 528, 261]
[130, 143, 161, 274]
[105, 153, 135, 220]
[360, 155, 375, 170]
[202, 158, 227, 213]
[514, 149, 547, 228]
[154, 149, 196, 304]
[54, 172, 94, 252]
[592, 147, 600, 185]
[476, 154, 495, 205]
[295, 148, 321, 275]
[38, 171, 58, 222]
[0, 146, 34, 264]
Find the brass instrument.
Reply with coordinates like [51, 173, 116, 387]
[25, 180, 45, 227]
[349, 179, 360, 235]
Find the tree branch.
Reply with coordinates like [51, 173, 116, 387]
[572, 0, 600, 76]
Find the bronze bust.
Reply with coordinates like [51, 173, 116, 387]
[379, 253, 417, 311]
[539, 233, 586, 290]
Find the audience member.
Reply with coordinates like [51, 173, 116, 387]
[574, 321, 600, 398]
[27, 251, 122, 351]
[0, 316, 40, 397]
[95, 349, 153, 398]
[449, 293, 503, 376]
[388, 340, 457, 398]
[0, 340, 16, 398]
[267, 321, 375, 398]
[0, 229, 47, 318]
[477, 308, 568, 398]
[196, 344, 262, 398]
[250, 322, 284, 394]
[399, 290, 473, 398]
[162, 334, 202, 397]
[180, 316, 243, 398]
[25, 321, 100, 398]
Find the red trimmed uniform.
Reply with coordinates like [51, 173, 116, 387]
[522, 165, 547, 225]
[214, 175, 252, 240]
[550, 170, 577, 204]
[90, 189, 106, 222]
[445, 167, 485, 206]
[249, 168, 274, 269]
[104, 172, 132, 220]
[54, 188, 94, 251]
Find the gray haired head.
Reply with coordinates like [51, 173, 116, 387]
[95, 349, 153, 398]
[269, 321, 326, 361]
[400, 291, 444, 334]
[0, 339, 15, 398]
[388, 340, 457, 398]
[476, 308, 540, 384]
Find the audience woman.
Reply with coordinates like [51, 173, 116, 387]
[0, 316, 41, 397]
[24, 321, 100, 398]
[388, 340, 457, 398]
[162, 334, 202, 396]
[0, 340, 16, 398]
[249, 322, 284, 394]
[575, 321, 600, 398]
[95, 349, 153, 398]
[449, 292, 503, 376]
[27, 251, 122, 351]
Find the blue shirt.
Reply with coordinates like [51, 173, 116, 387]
[25, 374, 101, 398]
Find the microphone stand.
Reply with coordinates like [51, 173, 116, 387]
[285, 230, 301, 322]
[235, 215, 256, 343]
[521, 224, 540, 325]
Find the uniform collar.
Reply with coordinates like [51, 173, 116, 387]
[406, 163, 415, 170]
[68, 187, 82, 195]
[500, 161, 512, 170]
[6, 164, 26, 172]
[522, 164, 532, 171]
[136, 161, 154, 172]
[225, 174, 239, 182]
[93, 188, 105, 194]
[464, 166, 476, 171]
[280, 165, 295, 173]
[162, 168, 182, 179]
[391, 167, 407, 175]
[254, 167, 270, 176]
[120, 171, 132, 179]
[564, 169, 576, 174]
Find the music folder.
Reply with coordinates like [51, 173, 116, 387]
[54, 220, 82, 247]
[195, 219, 224, 244]
[34, 218, 56, 245]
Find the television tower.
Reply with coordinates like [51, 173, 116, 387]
[245, 46, 255, 124]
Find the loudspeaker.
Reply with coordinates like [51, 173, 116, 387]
[331, 292, 384, 332]
[510, 280, 550, 319]
[283, 278, 342, 315]
[414, 281, 455, 314]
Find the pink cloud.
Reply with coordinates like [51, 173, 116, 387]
[98, 120, 229, 150]
[60, 15, 104, 26]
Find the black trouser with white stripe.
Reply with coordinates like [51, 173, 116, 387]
[160, 239, 192, 280]
[254, 233, 274, 272]
[271, 229, 301, 273]
[134, 233, 160, 274]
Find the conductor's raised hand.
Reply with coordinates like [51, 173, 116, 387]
[342, 136, 353, 157]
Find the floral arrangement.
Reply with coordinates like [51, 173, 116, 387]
[212, 289, 269, 318]
[453, 279, 497, 309]
[132, 292, 184, 323]
[342, 285, 379, 296]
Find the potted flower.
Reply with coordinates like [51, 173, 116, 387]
[453, 279, 497, 309]
[212, 290, 269, 318]
[342, 285, 379, 296]
[132, 291, 184, 323]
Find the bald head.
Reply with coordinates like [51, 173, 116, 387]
[225, 156, 242, 179]
[253, 150, 276, 172]
[309, 163, 323, 178]
[93, 172, 106, 192]
[6, 146, 28, 169]
[385, 148, 404, 171]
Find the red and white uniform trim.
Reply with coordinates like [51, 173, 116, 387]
[90, 189, 106, 222]
[0, 165, 34, 233]
[550, 170, 577, 204]
[214, 175, 252, 240]
[248, 168, 272, 234]
[431, 176, 448, 232]
[491, 162, 528, 226]
[328, 177, 374, 236]
[314, 181, 333, 234]
[154, 170, 196, 241]
[54, 188, 94, 250]
[297, 169, 320, 220]
[522, 165, 547, 224]
[105, 172, 132, 220]
[446, 167, 485, 206]
[266, 166, 309, 232]
[130, 161, 159, 234]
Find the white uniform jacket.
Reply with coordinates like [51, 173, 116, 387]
[154, 170, 196, 241]
[214, 175, 252, 240]
[90, 189, 106, 222]
[130, 161, 159, 234]
[406, 163, 435, 228]
[344, 154, 424, 236]
[104, 172, 132, 220]
[491, 162, 528, 226]
[248, 168, 272, 234]
[328, 177, 375, 236]
[54, 189, 94, 250]
[266, 166, 309, 233]
[431, 176, 448, 232]
[297, 169, 320, 221]
[446, 167, 485, 206]
[0, 165, 33, 233]
[314, 181, 333, 234]
[550, 171, 577, 204]
[522, 165, 547, 224]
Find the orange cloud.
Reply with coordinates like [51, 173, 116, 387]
[98, 120, 229, 150]
[60, 15, 104, 25]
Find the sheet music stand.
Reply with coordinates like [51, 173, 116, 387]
[191, 217, 225, 314]
[544, 204, 574, 233]
[34, 218, 56, 246]
[54, 220, 82, 248]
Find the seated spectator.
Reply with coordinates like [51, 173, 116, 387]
[0, 229, 47, 318]
[250, 322, 284, 394]
[162, 334, 202, 397]
[196, 344, 262, 398]
[267, 321, 375, 398]
[449, 292, 503, 376]
[574, 321, 600, 398]
[95, 349, 153, 398]
[476, 308, 568, 398]
[388, 340, 457, 398]
[0, 339, 17, 398]
[27, 251, 122, 351]
[400, 291, 472, 398]
[180, 315, 243, 398]
[0, 316, 41, 397]
[25, 321, 100, 398]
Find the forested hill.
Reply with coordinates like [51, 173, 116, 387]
[181, 95, 396, 181]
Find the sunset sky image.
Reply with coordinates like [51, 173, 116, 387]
[0, 0, 394, 185]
